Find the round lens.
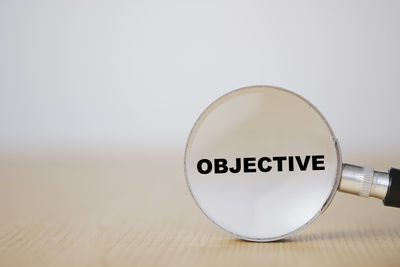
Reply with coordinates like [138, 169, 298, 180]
[185, 86, 341, 241]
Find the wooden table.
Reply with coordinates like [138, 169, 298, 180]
[0, 150, 399, 266]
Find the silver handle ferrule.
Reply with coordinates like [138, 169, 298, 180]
[339, 163, 389, 200]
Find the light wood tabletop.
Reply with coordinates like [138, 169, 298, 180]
[0, 149, 399, 267]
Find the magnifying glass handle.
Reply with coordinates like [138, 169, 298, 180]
[340, 164, 400, 208]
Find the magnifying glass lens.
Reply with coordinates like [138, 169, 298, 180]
[185, 86, 341, 241]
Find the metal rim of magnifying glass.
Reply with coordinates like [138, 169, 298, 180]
[184, 85, 343, 242]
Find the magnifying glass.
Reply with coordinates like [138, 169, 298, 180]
[184, 85, 400, 242]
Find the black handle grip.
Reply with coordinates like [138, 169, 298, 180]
[383, 168, 400, 208]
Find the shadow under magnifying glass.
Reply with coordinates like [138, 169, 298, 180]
[225, 227, 395, 245]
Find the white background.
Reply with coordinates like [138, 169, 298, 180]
[1, 0, 399, 155]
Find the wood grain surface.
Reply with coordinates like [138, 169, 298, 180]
[0, 149, 399, 267]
